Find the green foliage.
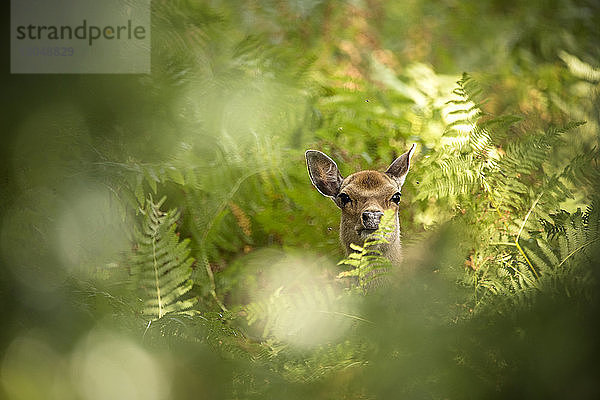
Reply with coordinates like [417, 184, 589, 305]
[417, 73, 582, 215]
[131, 196, 196, 320]
[245, 284, 339, 342]
[529, 201, 600, 294]
[2, 1, 600, 399]
[475, 200, 600, 306]
[337, 209, 395, 292]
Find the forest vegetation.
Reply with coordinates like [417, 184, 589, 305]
[1, 0, 599, 399]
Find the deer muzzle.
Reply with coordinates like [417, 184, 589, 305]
[361, 210, 383, 230]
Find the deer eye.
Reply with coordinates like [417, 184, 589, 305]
[390, 192, 401, 204]
[338, 193, 351, 206]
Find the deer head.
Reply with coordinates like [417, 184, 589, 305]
[305, 145, 416, 264]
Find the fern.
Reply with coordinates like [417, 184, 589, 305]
[131, 196, 197, 320]
[416, 74, 496, 202]
[337, 209, 395, 292]
[476, 200, 599, 307]
[418, 74, 583, 217]
[241, 258, 370, 382]
[415, 74, 598, 311]
[560, 146, 600, 199]
[245, 283, 341, 342]
[487, 122, 583, 214]
[536, 201, 600, 271]
[269, 340, 369, 383]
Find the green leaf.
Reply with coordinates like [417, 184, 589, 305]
[131, 195, 198, 321]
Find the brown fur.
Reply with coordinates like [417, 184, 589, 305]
[305, 145, 416, 264]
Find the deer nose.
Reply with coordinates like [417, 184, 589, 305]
[362, 210, 383, 230]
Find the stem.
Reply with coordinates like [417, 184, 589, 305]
[514, 193, 544, 279]
[512, 264, 539, 289]
[517, 192, 543, 241]
[201, 251, 229, 313]
[316, 310, 373, 324]
[142, 320, 152, 340]
[483, 179, 542, 280]
[200, 169, 263, 245]
[515, 241, 539, 279]
[152, 214, 164, 319]
[557, 238, 600, 268]
[193, 170, 263, 313]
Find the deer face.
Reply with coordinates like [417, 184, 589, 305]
[306, 145, 415, 258]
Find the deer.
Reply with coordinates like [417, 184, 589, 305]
[305, 144, 416, 265]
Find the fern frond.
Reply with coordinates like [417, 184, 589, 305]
[244, 281, 345, 345]
[337, 210, 395, 291]
[496, 200, 600, 300]
[560, 146, 600, 197]
[132, 196, 197, 320]
[486, 124, 580, 213]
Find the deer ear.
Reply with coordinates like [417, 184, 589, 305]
[386, 144, 416, 186]
[305, 150, 343, 198]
